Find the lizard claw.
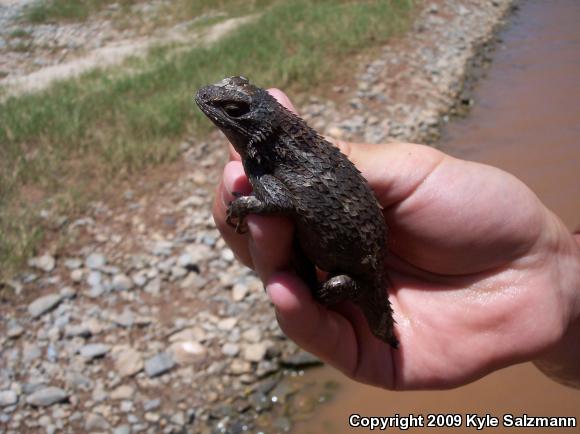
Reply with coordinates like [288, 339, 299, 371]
[226, 201, 248, 234]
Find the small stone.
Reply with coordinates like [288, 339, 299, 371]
[109, 309, 134, 327]
[143, 398, 161, 411]
[144, 412, 160, 423]
[177, 253, 195, 269]
[28, 294, 63, 318]
[7, 323, 25, 339]
[229, 359, 252, 375]
[144, 277, 161, 295]
[85, 412, 109, 431]
[70, 269, 83, 283]
[242, 327, 262, 343]
[217, 317, 237, 331]
[64, 258, 82, 269]
[60, 286, 76, 299]
[113, 424, 131, 434]
[79, 343, 110, 360]
[0, 390, 18, 407]
[29, 254, 56, 272]
[86, 270, 102, 287]
[64, 324, 92, 338]
[110, 385, 134, 400]
[243, 343, 268, 362]
[281, 351, 322, 368]
[168, 341, 206, 365]
[221, 343, 239, 357]
[169, 327, 206, 343]
[112, 274, 133, 291]
[26, 387, 69, 407]
[144, 352, 176, 377]
[231, 283, 249, 301]
[221, 248, 235, 262]
[114, 348, 143, 377]
[85, 252, 106, 269]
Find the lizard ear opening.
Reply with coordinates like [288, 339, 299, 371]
[221, 102, 250, 118]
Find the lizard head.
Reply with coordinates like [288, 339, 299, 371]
[195, 76, 283, 158]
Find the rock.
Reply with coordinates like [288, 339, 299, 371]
[112, 274, 133, 291]
[143, 398, 161, 411]
[169, 327, 206, 343]
[217, 317, 237, 331]
[110, 385, 134, 400]
[0, 390, 18, 407]
[85, 412, 109, 431]
[168, 341, 206, 365]
[64, 258, 82, 269]
[144, 352, 176, 377]
[26, 387, 69, 407]
[85, 252, 106, 269]
[144, 277, 161, 295]
[243, 343, 268, 363]
[114, 348, 143, 377]
[281, 351, 322, 368]
[242, 327, 262, 343]
[109, 309, 134, 327]
[22, 343, 42, 363]
[86, 270, 102, 287]
[64, 324, 92, 338]
[28, 293, 63, 318]
[113, 424, 131, 434]
[28, 254, 56, 272]
[7, 322, 24, 339]
[79, 343, 110, 360]
[70, 269, 83, 283]
[231, 283, 249, 301]
[221, 343, 240, 357]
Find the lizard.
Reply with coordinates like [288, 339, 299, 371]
[195, 76, 398, 348]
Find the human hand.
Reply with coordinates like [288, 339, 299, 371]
[212, 90, 580, 390]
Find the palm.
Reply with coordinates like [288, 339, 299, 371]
[327, 144, 559, 389]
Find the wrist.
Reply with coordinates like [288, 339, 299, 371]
[533, 219, 580, 388]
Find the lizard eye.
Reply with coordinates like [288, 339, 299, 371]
[222, 102, 250, 118]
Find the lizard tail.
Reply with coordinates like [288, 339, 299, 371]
[357, 284, 398, 348]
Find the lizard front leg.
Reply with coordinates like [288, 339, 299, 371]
[227, 174, 294, 233]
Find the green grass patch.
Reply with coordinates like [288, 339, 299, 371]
[1, 0, 415, 277]
[23, 0, 136, 23]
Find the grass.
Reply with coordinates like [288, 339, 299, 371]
[24, 0, 136, 23]
[1, 0, 415, 278]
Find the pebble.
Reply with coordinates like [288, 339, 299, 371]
[243, 343, 268, 363]
[221, 343, 240, 357]
[144, 352, 176, 377]
[110, 385, 134, 400]
[26, 387, 69, 407]
[169, 341, 206, 364]
[28, 254, 56, 272]
[79, 343, 110, 360]
[114, 348, 144, 377]
[0, 390, 18, 407]
[85, 252, 106, 269]
[28, 294, 63, 318]
[231, 283, 249, 301]
[112, 274, 133, 291]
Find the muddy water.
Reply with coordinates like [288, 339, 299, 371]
[294, 1, 580, 432]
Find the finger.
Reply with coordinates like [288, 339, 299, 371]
[326, 139, 447, 209]
[246, 215, 293, 282]
[266, 272, 359, 374]
[267, 88, 299, 114]
[212, 161, 253, 267]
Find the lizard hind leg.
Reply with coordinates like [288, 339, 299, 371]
[315, 274, 359, 306]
